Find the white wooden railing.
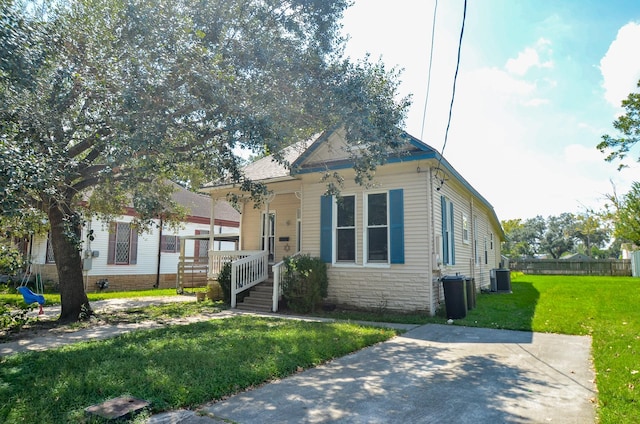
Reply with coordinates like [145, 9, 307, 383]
[229, 251, 269, 307]
[271, 252, 301, 312]
[209, 250, 269, 307]
[208, 251, 249, 280]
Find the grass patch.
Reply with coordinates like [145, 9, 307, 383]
[0, 288, 179, 308]
[0, 315, 396, 422]
[1, 300, 225, 342]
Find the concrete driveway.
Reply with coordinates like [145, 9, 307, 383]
[150, 324, 596, 423]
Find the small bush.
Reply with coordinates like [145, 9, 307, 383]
[0, 305, 33, 334]
[0, 244, 24, 276]
[282, 255, 328, 313]
[218, 262, 232, 304]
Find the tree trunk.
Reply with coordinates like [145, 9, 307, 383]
[47, 201, 92, 323]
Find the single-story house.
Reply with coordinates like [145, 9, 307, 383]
[201, 127, 504, 315]
[27, 184, 240, 292]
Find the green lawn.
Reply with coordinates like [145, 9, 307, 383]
[0, 315, 396, 423]
[0, 288, 179, 308]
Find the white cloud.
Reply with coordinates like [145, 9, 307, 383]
[524, 98, 550, 107]
[563, 144, 603, 165]
[505, 38, 554, 76]
[463, 67, 536, 99]
[506, 48, 541, 75]
[600, 22, 640, 108]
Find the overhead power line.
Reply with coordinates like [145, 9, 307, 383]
[436, 0, 468, 190]
[420, 0, 439, 141]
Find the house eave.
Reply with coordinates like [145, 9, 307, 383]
[199, 175, 298, 194]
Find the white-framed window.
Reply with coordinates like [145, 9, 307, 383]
[335, 195, 356, 262]
[462, 213, 469, 244]
[321, 190, 403, 266]
[366, 192, 388, 263]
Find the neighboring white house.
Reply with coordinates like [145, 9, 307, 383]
[29, 185, 239, 292]
[201, 127, 504, 315]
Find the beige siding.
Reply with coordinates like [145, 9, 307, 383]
[234, 181, 302, 263]
[299, 162, 436, 313]
[431, 171, 503, 295]
[208, 155, 503, 315]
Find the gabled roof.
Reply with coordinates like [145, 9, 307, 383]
[200, 127, 502, 237]
[241, 136, 318, 182]
[291, 128, 499, 228]
[291, 127, 438, 173]
[168, 181, 239, 224]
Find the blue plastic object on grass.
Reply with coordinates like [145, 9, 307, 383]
[17, 286, 45, 305]
[17, 286, 46, 315]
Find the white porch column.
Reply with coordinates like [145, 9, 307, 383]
[238, 201, 244, 250]
[208, 197, 219, 281]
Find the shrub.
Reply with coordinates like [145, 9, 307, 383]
[217, 262, 232, 304]
[0, 244, 24, 276]
[282, 255, 328, 313]
[0, 305, 33, 335]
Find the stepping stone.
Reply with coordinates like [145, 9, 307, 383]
[85, 395, 149, 420]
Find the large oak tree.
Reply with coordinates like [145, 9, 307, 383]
[1, 0, 409, 322]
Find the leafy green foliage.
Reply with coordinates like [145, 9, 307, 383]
[0, 0, 408, 320]
[217, 262, 232, 305]
[599, 79, 640, 169]
[501, 215, 546, 257]
[607, 181, 640, 246]
[540, 212, 575, 259]
[0, 245, 23, 276]
[0, 305, 33, 336]
[282, 255, 328, 313]
[502, 212, 611, 259]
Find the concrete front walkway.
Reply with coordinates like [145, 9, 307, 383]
[150, 325, 596, 424]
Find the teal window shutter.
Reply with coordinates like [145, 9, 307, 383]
[389, 189, 404, 264]
[320, 195, 333, 263]
[441, 196, 448, 264]
[450, 202, 455, 265]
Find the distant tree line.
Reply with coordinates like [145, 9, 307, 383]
[501, 211, 621, 260]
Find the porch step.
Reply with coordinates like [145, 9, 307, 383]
[235, 280, 274, 313]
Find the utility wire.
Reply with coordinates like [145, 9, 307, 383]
[436, 0, 467, 189]
[420, 0, 439, 141]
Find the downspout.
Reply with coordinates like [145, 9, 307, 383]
[470, 198, 475, 282]
[155, 217, 163, 288]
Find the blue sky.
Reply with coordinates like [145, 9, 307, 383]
[341, 0, 640, 220]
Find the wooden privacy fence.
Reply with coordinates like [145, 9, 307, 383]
[510, 259, 632, 276]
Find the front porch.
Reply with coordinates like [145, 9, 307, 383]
[176, 243, 294, 312]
